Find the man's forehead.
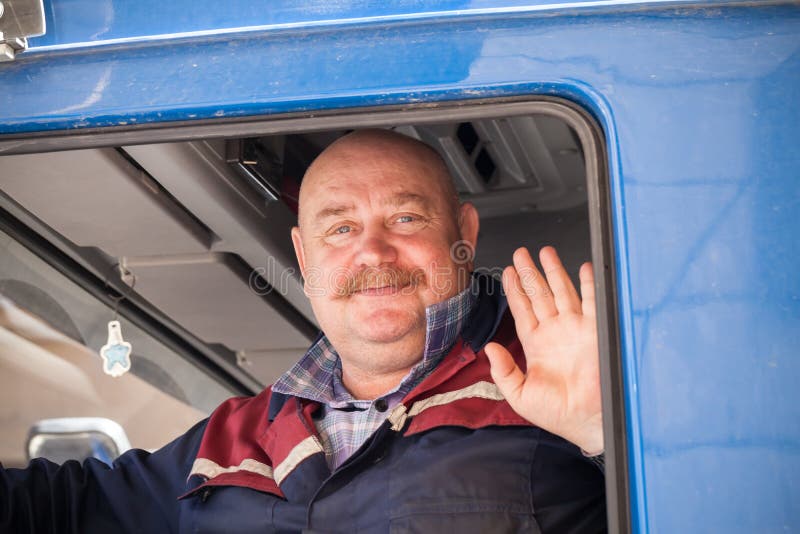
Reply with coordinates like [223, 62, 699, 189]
[310, 189, 433, 219]
[298, 131, 456, 223]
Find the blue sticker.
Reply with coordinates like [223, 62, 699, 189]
[100, 321, 132, 377]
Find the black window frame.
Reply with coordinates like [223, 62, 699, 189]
[0, 96, 630, 532]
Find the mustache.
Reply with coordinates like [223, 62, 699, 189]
[341, 267, 426, 296]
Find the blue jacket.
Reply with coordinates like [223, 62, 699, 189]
[1, 277, 605, 533]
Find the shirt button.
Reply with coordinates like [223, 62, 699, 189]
[374, 398, 388, 412]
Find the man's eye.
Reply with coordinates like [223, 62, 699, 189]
[396, 215, 415, 223]
[333, 225, 352, 234]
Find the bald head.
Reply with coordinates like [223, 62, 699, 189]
[288, 129, 480, 388]
[297, 129, 459, 227]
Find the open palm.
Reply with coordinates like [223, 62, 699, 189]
[485, 246, 603, 454]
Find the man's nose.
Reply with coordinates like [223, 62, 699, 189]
[354, 227, 398, 267]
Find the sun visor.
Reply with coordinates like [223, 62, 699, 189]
[121, 253, 311, 353]
[0, 148, 213, 257]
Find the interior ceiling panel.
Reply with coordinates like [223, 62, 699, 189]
[122, 253, 309, 352]
[0, 148, 213, 257]
[121, 141, 314, 323]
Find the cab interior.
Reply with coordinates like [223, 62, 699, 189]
[0, 108, 596, 466]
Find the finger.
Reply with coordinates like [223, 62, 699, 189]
[501, 265, 538, 333]
[579, 262, 596, 317]
[513, 247, 558, 319]
[539, 246, 581, 314]
[485, 342, 525, 406]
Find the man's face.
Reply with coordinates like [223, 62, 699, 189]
[292, 133, 478, 357]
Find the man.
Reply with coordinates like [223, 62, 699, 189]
[0, 130, 605, 533]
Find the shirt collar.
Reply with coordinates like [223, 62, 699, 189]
[272, 277, 478, 406]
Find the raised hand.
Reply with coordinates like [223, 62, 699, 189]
[485, 246, 603, 455]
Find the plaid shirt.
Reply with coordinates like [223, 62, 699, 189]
[272, 280, 477, 470]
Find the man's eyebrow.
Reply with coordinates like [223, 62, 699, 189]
[313, 203, 356, 224]
[383, 192, 432, 209]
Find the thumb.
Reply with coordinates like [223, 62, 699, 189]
[485, 342, 525, 405]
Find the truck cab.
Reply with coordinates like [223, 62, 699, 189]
[0, 1, 798, 531]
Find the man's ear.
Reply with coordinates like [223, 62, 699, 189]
[291, 226, 306, 275]
[458, 202, 480, 262]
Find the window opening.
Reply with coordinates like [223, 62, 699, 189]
[0, 98, 626, 531]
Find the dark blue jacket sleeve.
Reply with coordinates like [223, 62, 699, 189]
[0, 418, 208, 534]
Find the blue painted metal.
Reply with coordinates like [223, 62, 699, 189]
[1, 1, 799, 532]
[25, 0, 758, 49]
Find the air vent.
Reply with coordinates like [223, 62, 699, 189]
[475, 147, 496, 184]
[455, 122, 496, 184]
[457, 122, 480, 154]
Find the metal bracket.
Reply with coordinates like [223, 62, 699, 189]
[0, 32, 27, 61]
[225, 138, 284, 203]
[0, 0, 45, 62]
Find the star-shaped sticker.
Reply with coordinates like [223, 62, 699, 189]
[101, 342, 132, 377]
